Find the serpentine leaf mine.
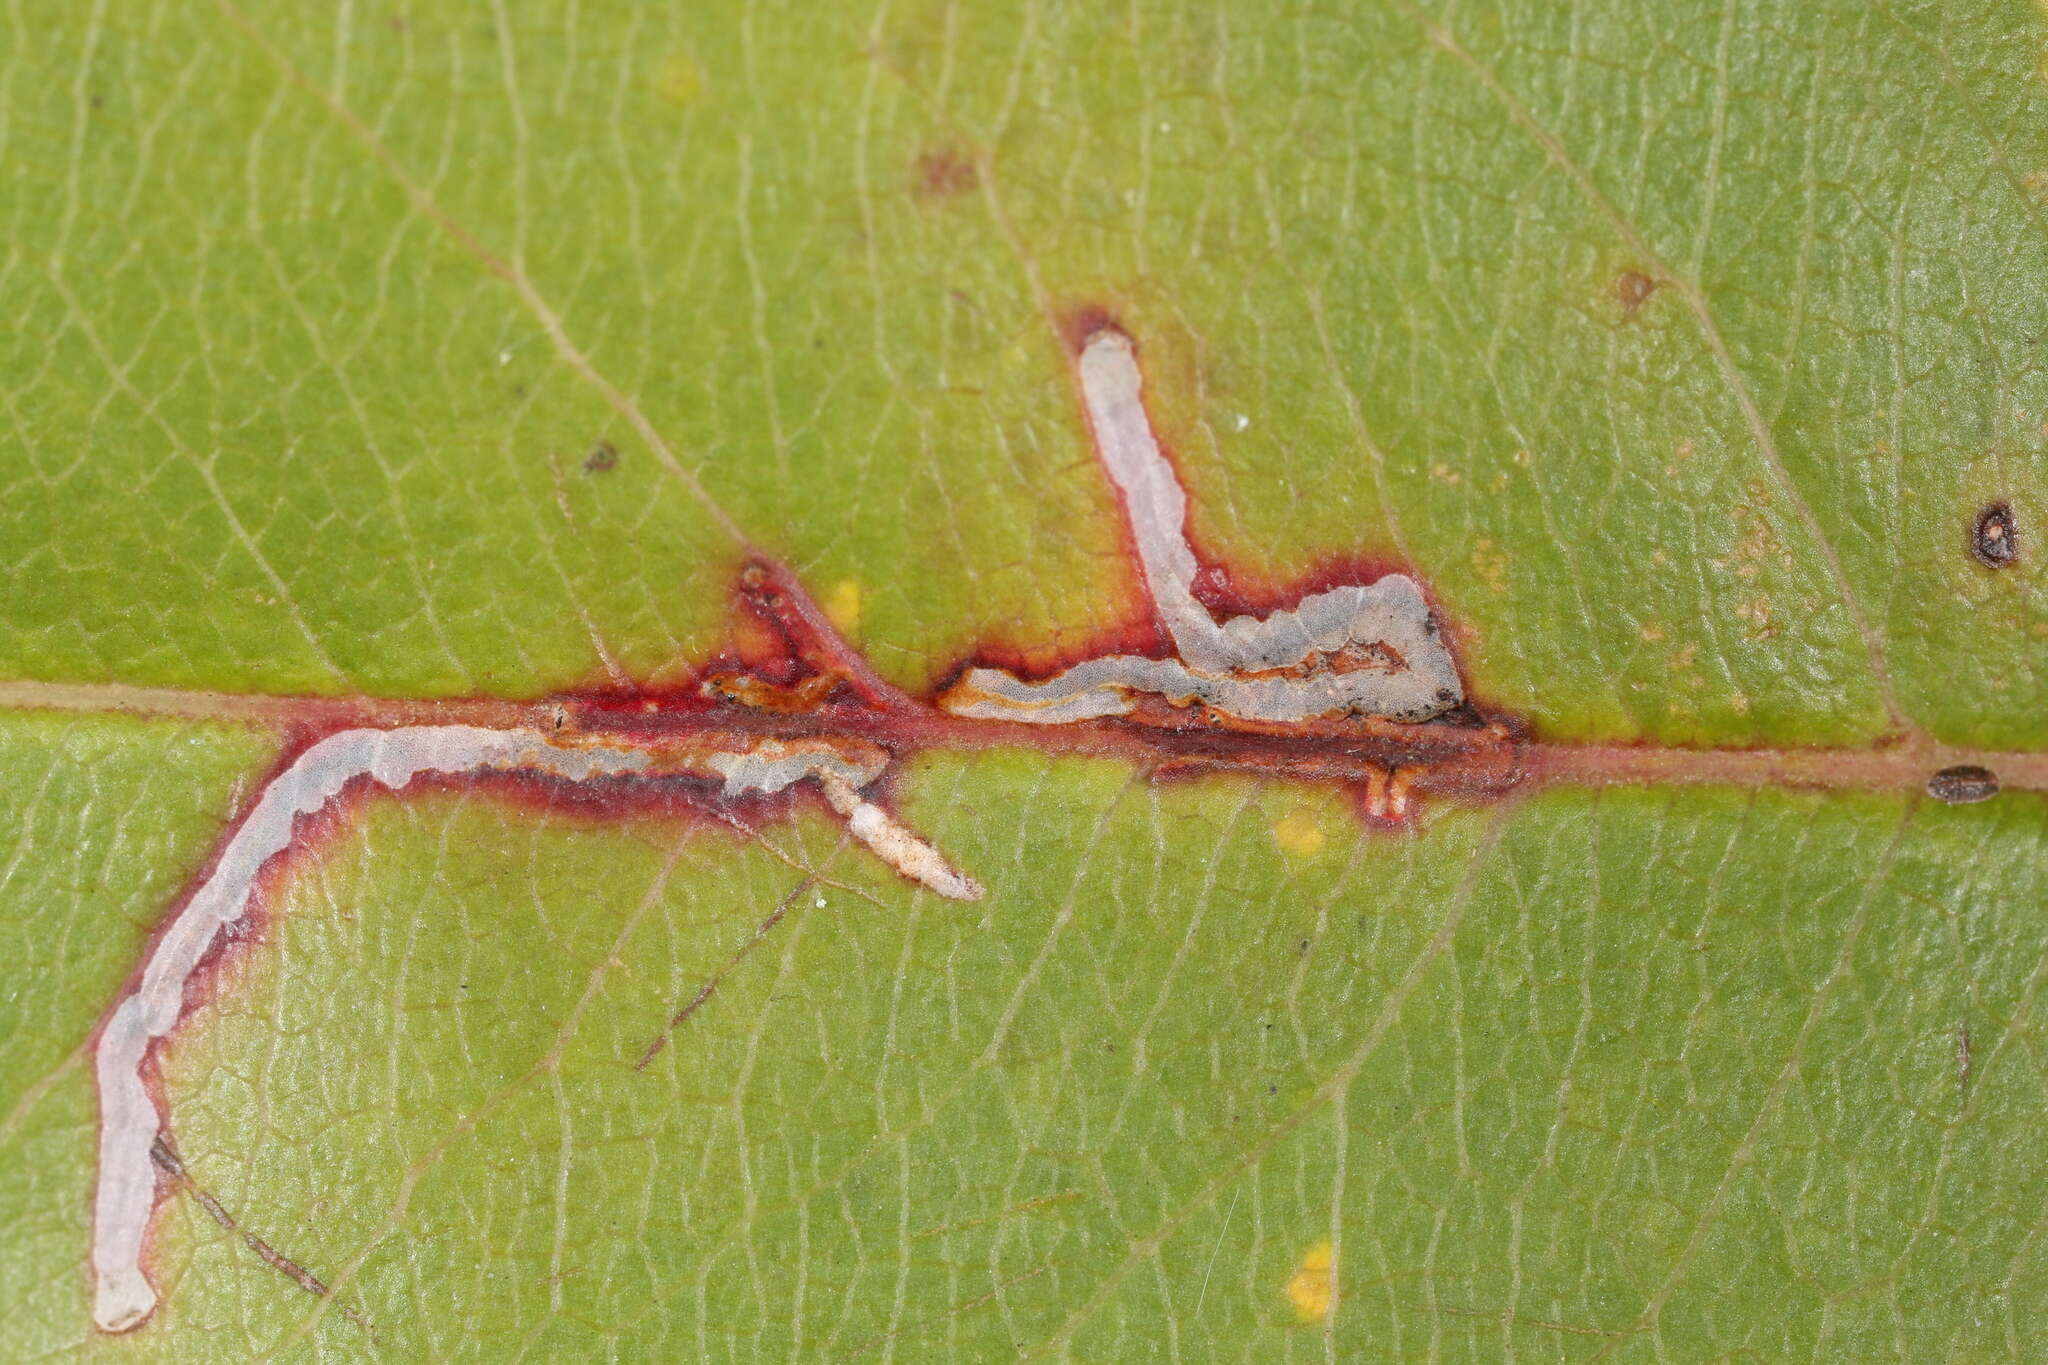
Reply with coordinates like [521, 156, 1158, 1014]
[91, 724, 975, 1333]
[940, 326, 1464, 726]
[85, 323, 1481, 1332]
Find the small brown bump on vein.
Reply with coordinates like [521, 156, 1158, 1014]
[148, 1136, 371, 1334]
[1614, 269, 1661, 318]
[1927, 764, 2000, 805]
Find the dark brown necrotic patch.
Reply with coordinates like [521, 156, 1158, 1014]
[1926, 764, 2000, 805]
[1971, 502, 2017, 568]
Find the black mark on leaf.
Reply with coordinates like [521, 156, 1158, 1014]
[1926, 764, 1999, 805]
[583, 441, 619, 473]
[1971, 502, 2016, 568]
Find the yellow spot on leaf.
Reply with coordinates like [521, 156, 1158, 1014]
[655, 53, 706, 106]
[1286, 1240, 1334, 1322]
[825, 579, 862, 636]
[1735, 597, 1780, 640]
[1272, 807, 1325, 856]
[1638, 622, 1665, 643]
[1469, 537, 1508, 593]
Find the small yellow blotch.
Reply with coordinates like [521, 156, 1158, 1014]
[1730, 692, 1752, 715]
[1272, 807, 1325, 857]
[1638, 622, 1665, 643]
[1735, 597, 1780, 640]
[655, 53, 706, 107]
[825, 579, 862, 636]
[1285, 1240, 1335, 1322]
[1429, 462, 1462, 485]
[1469, 537, 1508, 593]
[1669, 644, 1698, 672]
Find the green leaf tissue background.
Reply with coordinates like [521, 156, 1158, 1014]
[2, 1, 2045, 1359]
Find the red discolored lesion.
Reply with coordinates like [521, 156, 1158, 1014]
[1057, 301, 1126, 357]
[699, 669, 848, 714]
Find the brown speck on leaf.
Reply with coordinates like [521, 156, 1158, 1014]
[1615, 270, 1660, 317]
[1971, 502, 2017, 568]
[913, 147, 977, 200]
[583, 441, 618, 473]
[1927, 764, 1999, 805]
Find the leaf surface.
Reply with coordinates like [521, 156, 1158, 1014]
[2, 2, 2044, 1360]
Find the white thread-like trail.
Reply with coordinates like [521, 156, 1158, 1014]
[816, 770, 984, 902]
[91, 724, 974, 1333]
[944, 328, 1463, 724]
[704, 737, 886, 797]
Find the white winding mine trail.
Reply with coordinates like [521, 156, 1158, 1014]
[943, 326, 1464, 725]
[91, 725, 977, 1333]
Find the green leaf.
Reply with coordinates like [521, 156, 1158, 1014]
[2, 2, 2044, 1360]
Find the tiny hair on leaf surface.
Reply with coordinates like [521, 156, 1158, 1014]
[4, 2, 2048, 1362]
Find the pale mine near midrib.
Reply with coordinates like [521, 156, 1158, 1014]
[91, 726, 979, 1333]
[942, 327, 1463, 725]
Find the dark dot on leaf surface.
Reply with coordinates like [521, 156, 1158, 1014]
[1971, 502, 2017, 568]
[1927, 765, 1999, 805]
[583, 441, 619, 473]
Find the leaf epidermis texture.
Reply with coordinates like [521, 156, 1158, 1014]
[4, 0, 2048, 1360]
